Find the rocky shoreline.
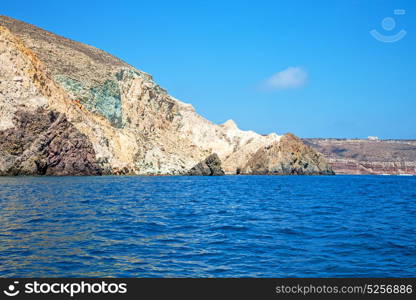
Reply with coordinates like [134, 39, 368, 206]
[0, 15, 334, 176]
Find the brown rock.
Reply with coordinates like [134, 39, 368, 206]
[0, 108, 102, 175]
[242, 133, 334, 175]
[188, 153, 225, 176]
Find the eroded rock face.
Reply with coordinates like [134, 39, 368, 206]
[0, 15, 333, 176]
[188, 154, 225, 176]
[242, 133, 335, 175]
[0, 108, 102, 175]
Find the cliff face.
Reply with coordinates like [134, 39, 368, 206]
[304, 139, 416, 175]
[0, 108, 102, 175]
[0, 16, 333, 176]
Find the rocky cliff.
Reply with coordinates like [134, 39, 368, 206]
[304, 138, 416, 175]
[0, 16, 333, 176]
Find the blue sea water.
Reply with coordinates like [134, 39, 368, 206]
[0, 175, 415, 278]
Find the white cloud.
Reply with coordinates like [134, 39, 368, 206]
[262, 66, 308, 91]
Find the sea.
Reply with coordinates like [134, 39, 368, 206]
[0, 175, 415, 277]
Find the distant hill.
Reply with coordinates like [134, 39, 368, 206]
[304, 138, 416, 175]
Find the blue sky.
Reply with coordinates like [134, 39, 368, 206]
[2, 0, 415, 138]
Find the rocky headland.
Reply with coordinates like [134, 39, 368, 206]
[0, 15, 333, 176]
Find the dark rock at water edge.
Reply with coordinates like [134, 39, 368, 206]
[188, 153, 225, 176]
[0, 108, 103, 176]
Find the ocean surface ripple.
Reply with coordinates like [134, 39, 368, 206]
[0, 175, 415, 277]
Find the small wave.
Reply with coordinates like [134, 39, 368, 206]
[279, 227, 303, 235]
[26, 218, 46, 224]
[212, 225, 248, 231]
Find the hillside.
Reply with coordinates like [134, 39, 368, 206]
[304, 138, 416, 175]
[0, 15, 333, 176]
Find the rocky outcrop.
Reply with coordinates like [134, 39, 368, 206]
[0, 108, 102, 175]
[304, 138, 416, 175]
[0, 15, 333, 176]
[242, 134, 335, 175]
[188, 154, 225, 176]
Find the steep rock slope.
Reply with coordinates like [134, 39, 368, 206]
[0, 16, 333, 175]
[304, 138, 416, 175]
[0, 108, 101, 175]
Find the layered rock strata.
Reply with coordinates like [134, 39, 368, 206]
[304, 138, 416, 175]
